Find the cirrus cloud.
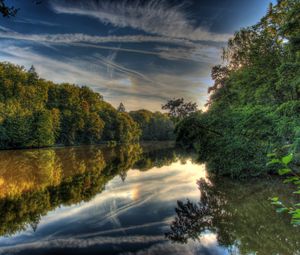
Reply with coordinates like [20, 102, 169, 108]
[51, 0, 231, 42]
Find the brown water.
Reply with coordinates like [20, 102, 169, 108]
[0, 143, 299, 255]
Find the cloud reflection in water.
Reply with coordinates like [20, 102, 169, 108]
[0, 153, 218, 255]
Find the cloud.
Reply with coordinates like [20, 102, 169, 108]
[0, 44, 163, 89]
[0, 1, 226, 112]
[0, 160, 210, 254]
[14, 18, 59, 27]
[120, 234, 226, 255]
[0, 42, 212, 111]
[0, 45, 109, 86]
[0, 25, 13, 32]
[0, 235, 164, 254]
[0, 20, 218, 111]
[0, 236, 226, 255]
[115, 74, 210, 111]
[0, 28, 194, 46]
[0, 46, 165, 110]
[91, 54, 162, 83]
[0, 28, 221, 64]
[105, 49, 119, 79]
[155, 46, 220, 63]
[40, 160, 206, 229]
[51, 0, 231, 42]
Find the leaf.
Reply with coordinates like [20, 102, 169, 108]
[267, 153, 276, 157]
[291, 210, 300, 218]
[293, 190, 300, 194]
[278, 168, 292, 175]
[271, 197, 279, 202]
[291, 220, 300, 226]
[283, 177, 299, 183]
[267, 159, 281, 166]
[281, 153, 293, 165]
[276, 207, 288, 213]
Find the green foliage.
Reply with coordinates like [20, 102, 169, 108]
[0, 62, 143, 148]
[175, 0, 300, 178]
[162, 98, 198, 122]
[31, 110, 56, 147]
[116, 112, 141, 143]
[176, 106, 288, 177]
[0, 62, 182, 147]
[268, 143, 300, 226]
[129, 109, 175, 141]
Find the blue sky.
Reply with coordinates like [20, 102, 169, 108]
[0, 0, 274, 110]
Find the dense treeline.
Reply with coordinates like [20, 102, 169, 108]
[175, 0, 300, 177]
[129, 109, 175, 141]
[0, 63, 174, 149]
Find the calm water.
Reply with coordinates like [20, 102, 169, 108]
[0, 143, 299, 255]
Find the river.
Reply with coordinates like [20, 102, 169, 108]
[0, 142, 299, 255]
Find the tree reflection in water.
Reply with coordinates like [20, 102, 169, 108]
[0, 142, 181, 236]
[166, 178, 300, 255]
[1, 144, 299, 255]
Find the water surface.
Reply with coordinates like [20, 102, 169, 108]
[0, 143, 299, 255]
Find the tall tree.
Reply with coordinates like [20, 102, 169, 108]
[27, 65, 39, 85]
[117, 102, 126, 112]
[0, 0, 18, 17]
[0, 0, 43, 18]
[162, 98, 198, 121]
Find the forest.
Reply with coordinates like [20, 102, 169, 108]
[0, 63, 174, 149]
[0, 0, 299, 179]
[0, 1, 300, 254]
[175, 0, 300, 178]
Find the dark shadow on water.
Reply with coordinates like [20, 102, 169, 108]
[166, 177, 300, 255]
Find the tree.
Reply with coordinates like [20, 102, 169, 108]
[0, 0, 18, 17]
[162, 98, 198, 121]
[0, 62, 149, 149]
[27, 65, 39, 85]
[0, 0, 43, 18]
[129, 109, 175, 141]
[175, 0, 300, 178]
[31, 110, 55, 147]
[3, 113, 32, 148]
[83, 112, 104, 143]
[116, 112, 141, 143]
[166, 177, 300, 252]
[117, 102, 126, 112]
[206, 65, 230, 105]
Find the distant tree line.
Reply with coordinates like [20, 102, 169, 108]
[129, 109, 175, 141]
[0, 62, 174, 149]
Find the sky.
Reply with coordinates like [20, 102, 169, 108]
[0, 0, 274, 111]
